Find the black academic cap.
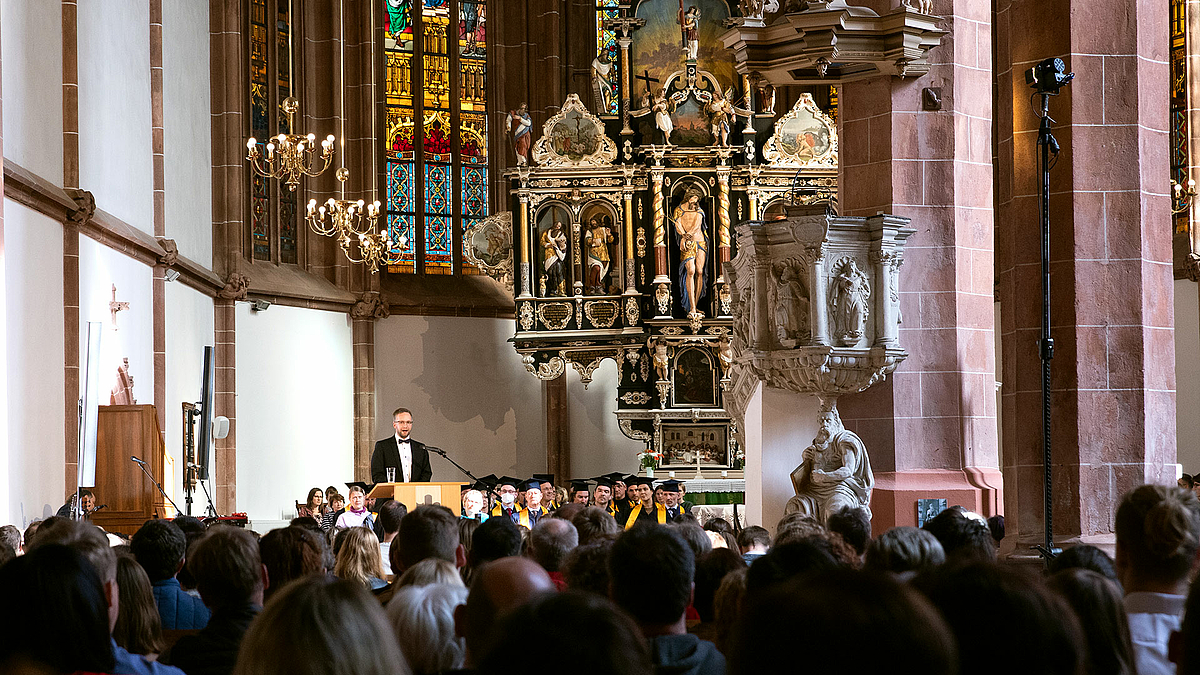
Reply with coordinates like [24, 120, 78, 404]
[657, 479, 683, 493]
[465, 475, 497, 492]
[591, 475, 615, 488]
[624, 474, 643, 485]
[570, 480, 591, 493]
[344, 481, 373, 494]
[602, 472, 627, 483]
[496, 476, 523, 489]
[524, 479, 544, 492]
[532, 473, 555, 486]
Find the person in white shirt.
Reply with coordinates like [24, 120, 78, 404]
[335, 486, 375, 531]
[1115, 484, 1200, 675]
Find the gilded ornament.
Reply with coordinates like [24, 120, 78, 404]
[584, 300, 620, 328]
[621, 391, 653, 405]
[625, 296, 641, 327]
[537, 302, 573, 330]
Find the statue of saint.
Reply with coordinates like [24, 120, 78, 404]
[785, 405, 873, 523]
[592, 54, 613, 113]
[584, 216, 615, 294]
[770, 261, 809, 344]
[541, 221, 568, 296]
[672, 192, 708, 316]
[829, 259, 870, 345]
[652, 92, 674, 145]
[506, 103, 533, 165]
[707, 88, 735, 146]
[652, 339, 670, 381]
[678, 6, 700, 61]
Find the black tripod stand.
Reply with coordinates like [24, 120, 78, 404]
[1025, 58, 1074, 561]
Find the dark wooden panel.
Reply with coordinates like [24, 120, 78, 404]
[92, 405, 168, 536]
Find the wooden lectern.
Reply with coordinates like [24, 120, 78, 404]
[91, 405, 171, 536]
[368, 482, 465, 512]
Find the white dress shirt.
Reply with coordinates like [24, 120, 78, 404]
[1125, 591, 1186, 675]
[395, 434, 413, 482]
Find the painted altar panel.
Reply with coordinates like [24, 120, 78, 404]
[632, 0, 733, 99]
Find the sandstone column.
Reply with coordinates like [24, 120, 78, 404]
[837, 0, 1002, 528]
[995, 0, 1176, 548]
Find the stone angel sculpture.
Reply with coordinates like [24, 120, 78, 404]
[829, 258, 870, 346]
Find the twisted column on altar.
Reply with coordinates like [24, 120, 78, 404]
[651, 167, 671, 316]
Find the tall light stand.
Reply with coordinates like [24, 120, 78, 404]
[1025, 58, 1073, 562]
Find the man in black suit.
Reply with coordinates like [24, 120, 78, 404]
[371, 407, 433, 483]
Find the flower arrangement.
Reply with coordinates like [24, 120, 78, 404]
[638, 450, 663, 471]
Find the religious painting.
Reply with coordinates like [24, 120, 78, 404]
[580, 202, 620, 295]
[536, 204, 572, 296]
[531, 94, 618, 166]
[632, 0, 733, 97]
[661, 424, 729, 467]
[669, 97, 715, 147]
[673, 347, 717, 406]
[762, 199, 786, 221]
[467, 215, 510, 268]
[763, 94, 839, 168]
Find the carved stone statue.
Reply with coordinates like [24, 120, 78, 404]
[785, 404, 873, 522]
[707, 88, 735, 146]
[770, 260, 809, 345]
[717, 333, 733, 374]
[829, 258, 870, 346]
[541, 221, 568, 296]
[507, 103, 533, 166]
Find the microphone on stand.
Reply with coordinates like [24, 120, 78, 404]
[130, 455, 147, 465]
[91, 504, 108, 513]
[426, 446, 445, 456]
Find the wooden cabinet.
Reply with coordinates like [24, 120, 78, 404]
[90, 405, 170, 536]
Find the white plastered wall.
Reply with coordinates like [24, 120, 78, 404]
[3, 200, 66, 527]
[741, 384, 820, 532]
[1, 0, 63, 186]
[1176, 279, 1200, 473]
[567, 361, 638, 479]
[235, 304, 354, 522]
[162, 0, 212, 265]
[78, 0, 153, 233]
[77, 237, 155, 406]
[164, 282, 214, 510]
[374, 316, 544, 482]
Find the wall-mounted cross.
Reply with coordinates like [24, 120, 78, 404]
[110, 284, 130, 330]
[636, 69, 661, 97]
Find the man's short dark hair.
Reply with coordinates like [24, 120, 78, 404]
[131, 519, 187, 582]
[395, 505, 459, 570]
[572, 507, 620, 545]
[529, 519, 579, 573]
[609, 524, 694, 625]
[469, 517, 523, 567]
[0, 540, 14, 566]
[987, 514, 1005, 544]
[172, 515, 207, 538]
[378, 500, 408, 535]
[922, 508, 995, 562]
[736, 526, 769, 551]
[393, 407, 412, 419]
[668, 522, 711, 559]
[188, 526, 262, 609]
[564, 539, 615, 596]
[259, 526, 327, 602]
[826, 507, 871, 556]
[1046, 544, 1118, 582]
[745, 538, 840, 595]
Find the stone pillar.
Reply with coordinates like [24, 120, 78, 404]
[352, 318, 375, 481]
[63, 0, 81, 492]
[213, 298, 237, 514]
[837, 0, 1002, 529]
[995, 0, 1175, 548]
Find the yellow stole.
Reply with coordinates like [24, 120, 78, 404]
[623, 502, 668, 530]
[491, 504, 532, 528]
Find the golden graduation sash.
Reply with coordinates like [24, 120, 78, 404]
[623, 502, 668, 530]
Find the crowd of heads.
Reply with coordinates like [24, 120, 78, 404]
[8, 481, 1200, 675]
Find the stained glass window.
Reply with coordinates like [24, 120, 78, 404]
[1171, 0, 1189, 236]
[595, 0, 620, 117]
[385, 0, 488, 275]
[247, 0, 300, 264]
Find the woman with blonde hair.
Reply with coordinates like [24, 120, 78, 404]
[1115, 483, 1200, 675]
[386, 583, 469, 675]
[395, 558, 464, 589]
[333, 526, 387, 591]
[113, 553, 165, 659]
[233, 576, 411, 675]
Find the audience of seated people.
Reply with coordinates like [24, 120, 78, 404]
[11, 480, 1200, 675]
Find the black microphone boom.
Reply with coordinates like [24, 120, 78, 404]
[130, 455, 147, 465]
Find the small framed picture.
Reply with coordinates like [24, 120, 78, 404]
[660, 424, 728, 468]
[917, 498, 948, 528]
